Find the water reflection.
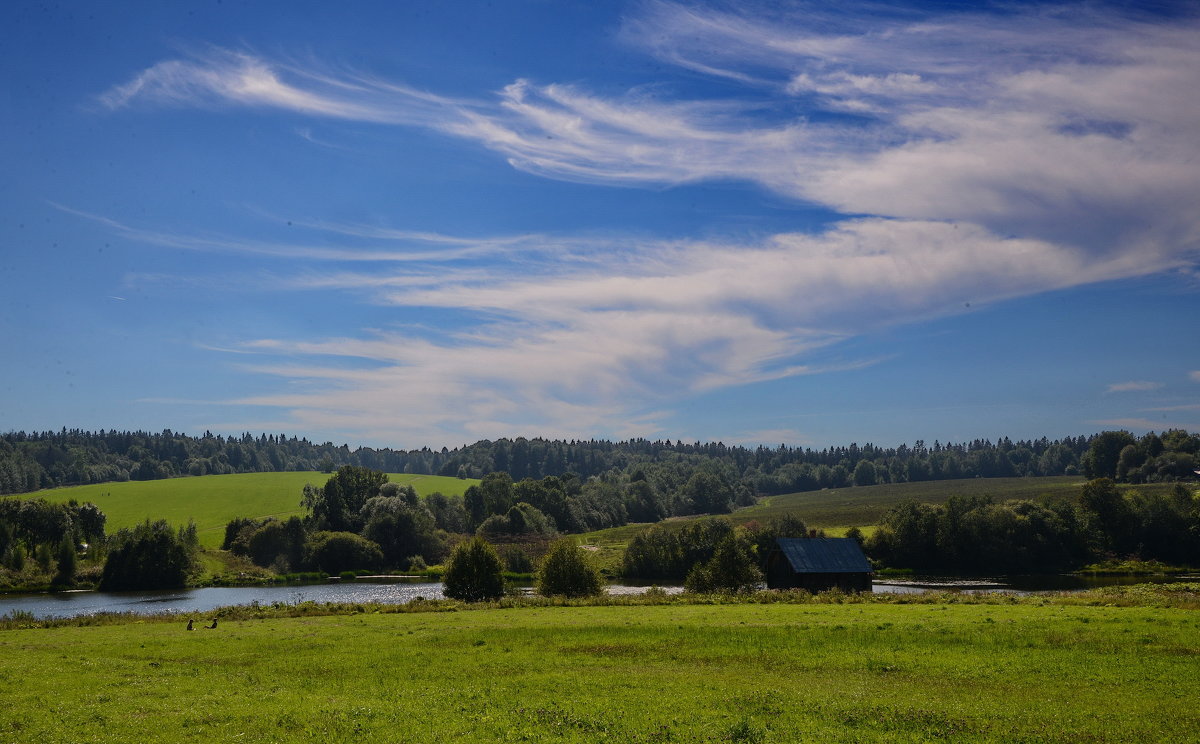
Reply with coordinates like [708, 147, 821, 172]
[1, 573, 1194, 620]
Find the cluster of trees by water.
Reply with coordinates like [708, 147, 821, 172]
[0, 494, 204, 592]
[222, 466, 608, 599]
[0, 498, 107, 589]
[5, 427, 1196, 498]
[866, 479, 1200, 573]
[222, 464, 766, 580]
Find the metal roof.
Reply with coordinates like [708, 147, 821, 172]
[774, 538, 873, 574]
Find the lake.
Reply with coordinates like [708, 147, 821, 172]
[0, 580, 686, 620]
[2, 573, 1195, 619]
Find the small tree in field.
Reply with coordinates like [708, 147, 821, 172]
[442, 537, 504, 602]
[536, 539, 603, 598]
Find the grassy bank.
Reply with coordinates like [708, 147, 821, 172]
[2, 587, 1198, 743]
[30, 471, 479, 548]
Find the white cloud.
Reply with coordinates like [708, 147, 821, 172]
[1106, 381, 1164, 394]
[183, 215, 1168, 444]
[92, 3, 1200, 444]
[97, 48, 462, 126]
[98, 7, 1200, 266]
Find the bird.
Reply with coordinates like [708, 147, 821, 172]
[186, 619, 194, 631]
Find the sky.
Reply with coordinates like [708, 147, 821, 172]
[2, 0, 1198, 451]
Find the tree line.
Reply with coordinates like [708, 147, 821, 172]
[0, 497, 107, 589]
[5, 427, 1196, 499]
[866, 479, 1200, 573]
[0, 496, 203, 591]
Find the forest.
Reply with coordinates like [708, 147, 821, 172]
[2, 427, 1197, 497]
[2, 427, 1197, 591]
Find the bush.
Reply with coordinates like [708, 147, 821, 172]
[536, 539, 603, 598]
[684, 535, 762, 594]
[304, 532, 384, 574]
[442, 537, 504, 602]
[476, 502, 557, 537]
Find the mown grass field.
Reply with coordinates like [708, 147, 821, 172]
[30, 472, 479, 548]
[1, 592, 1198, 743]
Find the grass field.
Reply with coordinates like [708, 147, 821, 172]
[29, 472, 479, 548]
[2, 591, 1197, 742]
[736, 475, 1103, 527]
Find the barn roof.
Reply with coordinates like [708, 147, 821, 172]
[773, 538, 873, 574]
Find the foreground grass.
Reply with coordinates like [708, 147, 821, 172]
[31, 472, 479, 548]
[2, 588, 1198, 743]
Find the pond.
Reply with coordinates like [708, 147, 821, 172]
[2, 573, 1195, 619]
[0, 580, 685, 620]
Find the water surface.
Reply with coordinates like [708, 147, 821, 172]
[2, 573, 1193, 620]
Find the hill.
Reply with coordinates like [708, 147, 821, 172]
[29, 472, 479, 548]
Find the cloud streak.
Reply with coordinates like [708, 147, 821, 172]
[1106, 381, 1164, 394]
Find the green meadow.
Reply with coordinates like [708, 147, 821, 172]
[2, 589, 1198, 743]
[29, 472, 479, 548]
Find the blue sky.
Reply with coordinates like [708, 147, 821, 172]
[3, 0, 1198, 450]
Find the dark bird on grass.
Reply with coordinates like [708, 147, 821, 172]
[186, 619, 194, 631]
[206, 619, 218, 629]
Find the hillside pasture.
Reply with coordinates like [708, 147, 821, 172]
[29, 472, 479, 548]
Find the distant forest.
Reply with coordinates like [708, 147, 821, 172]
[2, 427, 1196, 498]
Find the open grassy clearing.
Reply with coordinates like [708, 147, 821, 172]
[29, 472, 479, 548]
[1, 590, 1197, 743]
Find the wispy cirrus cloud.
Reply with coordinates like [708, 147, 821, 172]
[174, 215, 1167, 444]
[97, 47, 464, 125]
[1143, 404, 1200, 412]
[1091, 417, 1200, 432]
[51, 202, 555, 264]
[92, 2, 1200, 443]
[97, 5, 1200, 262]
[1106, 380, 1164, 394]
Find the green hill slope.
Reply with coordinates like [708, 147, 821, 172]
[28, 472, 479, 548]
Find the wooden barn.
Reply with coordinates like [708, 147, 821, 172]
[765, 538, 873, 592]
